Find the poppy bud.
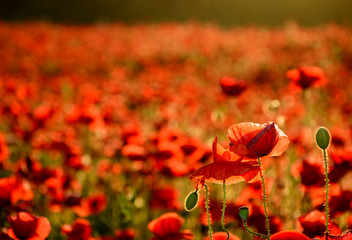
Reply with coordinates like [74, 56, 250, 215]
[239, 206, 249, 221]
[184, 191, 198, 211]
[315, 127, 330, 150]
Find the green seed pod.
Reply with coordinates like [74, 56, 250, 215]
[184, 191, 199, 211]
[316, 127, 330, 150]
[239, 206, 249, 221]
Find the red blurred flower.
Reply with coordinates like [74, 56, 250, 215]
[148, 212, 193, 240]
[7, 212, 51, 240]
[227, 122, 289, 159]
[0, 176, 33, 206]
[0, 133, 9, 163]
[189, 137, 260, 186]
[150, 186, 181, 210]
[298, 210, 341, 238]
[220, 76, 247, 96]
[114, 228, 135, 240]
[286, 66, 327, 90]
[74, 193, 107, 217]
[61, 218, 93, 240]
[204, 231, 240, 240]
[270, 230, 310, 240]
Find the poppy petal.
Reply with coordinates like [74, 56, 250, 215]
[270, 230, 310, 240]
[189, 161, 260, 185]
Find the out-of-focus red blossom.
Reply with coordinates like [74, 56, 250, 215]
[148, 212, 193, 240]
[0, 176, 33, 205]
[74, 193, 107, 217]
[190, 136, 260, 186]
[349, 215, 352, 229]
[114, 228, 135, 240]
[219, 76, 247, 97]
[307, 184, 341, 209]
[235, 178, 274, 205]
[203, 231, 240, 240]
[7, 212, 51, 240]
[227, 122, 289, 159]
[121, 144, 147, 161]
[328, 231, 352, 240]
[96, 159, 122, 178]
[61, 218, 94, 240]
[198, 197, 237, 226]
[309, 186, 352, 217]
[330, 127, 349, 148]
[270, 230, 310, 240]
[150, 187, 181, 210]
[329, 147, 352, 182]
[0, 230, 13, 240]
[298, 210, 341, 239]
[238, 203, 282, 236]
[0, 133, 9, 163]
[292, 157, 324, 189]
[286, 66, 327, 90]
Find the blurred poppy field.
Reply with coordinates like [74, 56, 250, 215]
[1, 21, 352, 240]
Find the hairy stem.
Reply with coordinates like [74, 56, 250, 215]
[243, 220, 269, 239]
[205, 184, 213, 240]
[258, 157, 271, 238]
[323, 149, 329, 240]
[222, 180, 230, 240]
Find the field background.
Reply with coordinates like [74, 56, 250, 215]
[1, 0, 352, 27]
[1, 2, 352, 240]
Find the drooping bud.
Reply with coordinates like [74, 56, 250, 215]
[184, 191, 199, 211]
[316, 127, 330, 150]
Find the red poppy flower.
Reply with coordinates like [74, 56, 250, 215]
[150, 186, 181, 210]
[270, 231, 310, 240]
[286, 66, 327, 90]
[189, 137, 260, 185]
[298, 210, 341, 238]
[114, 228, 135, 240]
[148, 212, 193, 240]
[74, 193, 107, 217]
[7, 212, 51, 240]
[328, 231, 352, 240]
[227, 122, 289, 159]
[61, 218, 93, 240]
[203, 231, 240, 240]
[0, 133, 9, 163]
[220, 76, 247, 96]
[0, 176, 33, 205]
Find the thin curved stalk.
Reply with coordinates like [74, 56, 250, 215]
[258, 157, 270, 238]
[243, 220, 269, 240]
[222, 180, 230, 240]
[204, 184, 213, 240]
[323, 149, 330, 240]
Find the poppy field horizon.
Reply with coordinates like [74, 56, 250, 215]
[1, 21, 352, 240]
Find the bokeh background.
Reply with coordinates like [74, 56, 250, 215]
[2, 1, 352, 240]
[1, 0, 352, 27]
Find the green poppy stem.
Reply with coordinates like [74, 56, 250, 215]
[243, 220, 269, 240]
[258, 157, 271, 238]
[222, 180, 230, 240]
[323, 149, 329, 240]
[204, 184, 213, 240]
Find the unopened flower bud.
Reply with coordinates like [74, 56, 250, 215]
[316, 127, 330, 150]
